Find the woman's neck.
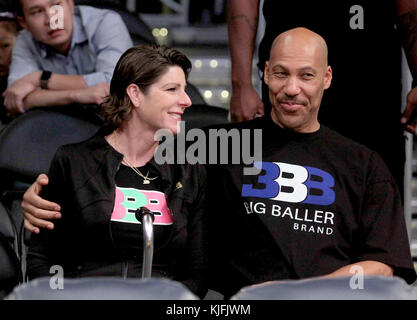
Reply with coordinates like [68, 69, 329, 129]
[107, 122, 158, 167]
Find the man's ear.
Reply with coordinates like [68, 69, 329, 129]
[264, 61, 270, 86]
[323, 66, 332, 90]
[126, 84, 143, 108]
[17, 16, 27, 30]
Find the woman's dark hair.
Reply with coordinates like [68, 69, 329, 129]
[101, 44, 192, 128]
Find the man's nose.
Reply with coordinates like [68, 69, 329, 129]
[44, 10, 51, 26]
[283, 77, 301, 96]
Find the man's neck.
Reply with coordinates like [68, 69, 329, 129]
[52, 39, 72, 56]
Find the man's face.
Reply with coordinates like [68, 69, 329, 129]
[264, 35, 332, 133]
[19, 0, 74, 54]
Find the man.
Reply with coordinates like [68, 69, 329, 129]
[228, 0, 417, 196]
[21, 28, 417, 298]
[2, 0, 132, 115]
[207, 27, 416, 296]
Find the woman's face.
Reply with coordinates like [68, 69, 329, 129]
[135, 66, 192, 135]
[0, 22, 17, 78]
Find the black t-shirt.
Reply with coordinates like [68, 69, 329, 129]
[209, 117, 416, 296]
[110, 162, 173, 266]
[259, 0, 404, 189]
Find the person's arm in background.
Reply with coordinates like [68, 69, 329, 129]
[228, 0, 264, 122]
[397, 0, 417, 132]
[22, 81, 109, 109]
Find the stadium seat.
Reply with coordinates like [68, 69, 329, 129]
[0, 232, 22, 299]
[183, 104, 228, 132]
[0, 109, 100, 184]
[0, 198, 18, 255]
[186, 84, 207, 106]
[5, 277, 198, 300]
[230, 276, 417, 300]
[0, 109, 101, 279]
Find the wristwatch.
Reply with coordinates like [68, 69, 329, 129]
[40, 71, 52, 89]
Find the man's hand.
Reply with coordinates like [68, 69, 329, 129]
[230, 83, 264, 122]
[3, 77, 38, 115]
[401, 86, 417, 134]
[22, 174, 61, 234]
[72, 82, 110, 105]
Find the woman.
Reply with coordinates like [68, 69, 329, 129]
[27, 44, 208, 298]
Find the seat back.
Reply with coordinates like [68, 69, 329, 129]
[0, 109, 100, 280]
[0, 199, 18, 253]
[0, 232, 21, 299]
[0, 109, 100, 183]
[183, 104, 228, 132]
[186, 83, 207, 106]
[230, 276, 417, 300]
[6, 277, 199, 300]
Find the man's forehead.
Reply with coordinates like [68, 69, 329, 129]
[271, 63, 316, 72]
[269, 43, 327, 70]
[269, 28, 328, 67]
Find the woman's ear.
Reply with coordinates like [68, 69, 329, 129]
[126, 84, 143, 108]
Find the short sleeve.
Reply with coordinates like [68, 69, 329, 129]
[83, 10, 133, 86]
[356, 152, 416, 284]
[7, 33, 41, 86]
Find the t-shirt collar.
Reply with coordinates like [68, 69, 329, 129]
[263, 114, 323, 141]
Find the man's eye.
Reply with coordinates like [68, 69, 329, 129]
[30, 9, 42, 15]
[274, 72, 286, 78]
[303, 73, 314, 79]
[167, 87, 176, 91]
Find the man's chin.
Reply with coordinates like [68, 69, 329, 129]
[43, 35, 71, 52]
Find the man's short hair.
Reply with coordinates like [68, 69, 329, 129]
[101, 44, 192, 128]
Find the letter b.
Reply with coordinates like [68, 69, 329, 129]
[272, 162, 308, 203]
[304, 166, 335, 205]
